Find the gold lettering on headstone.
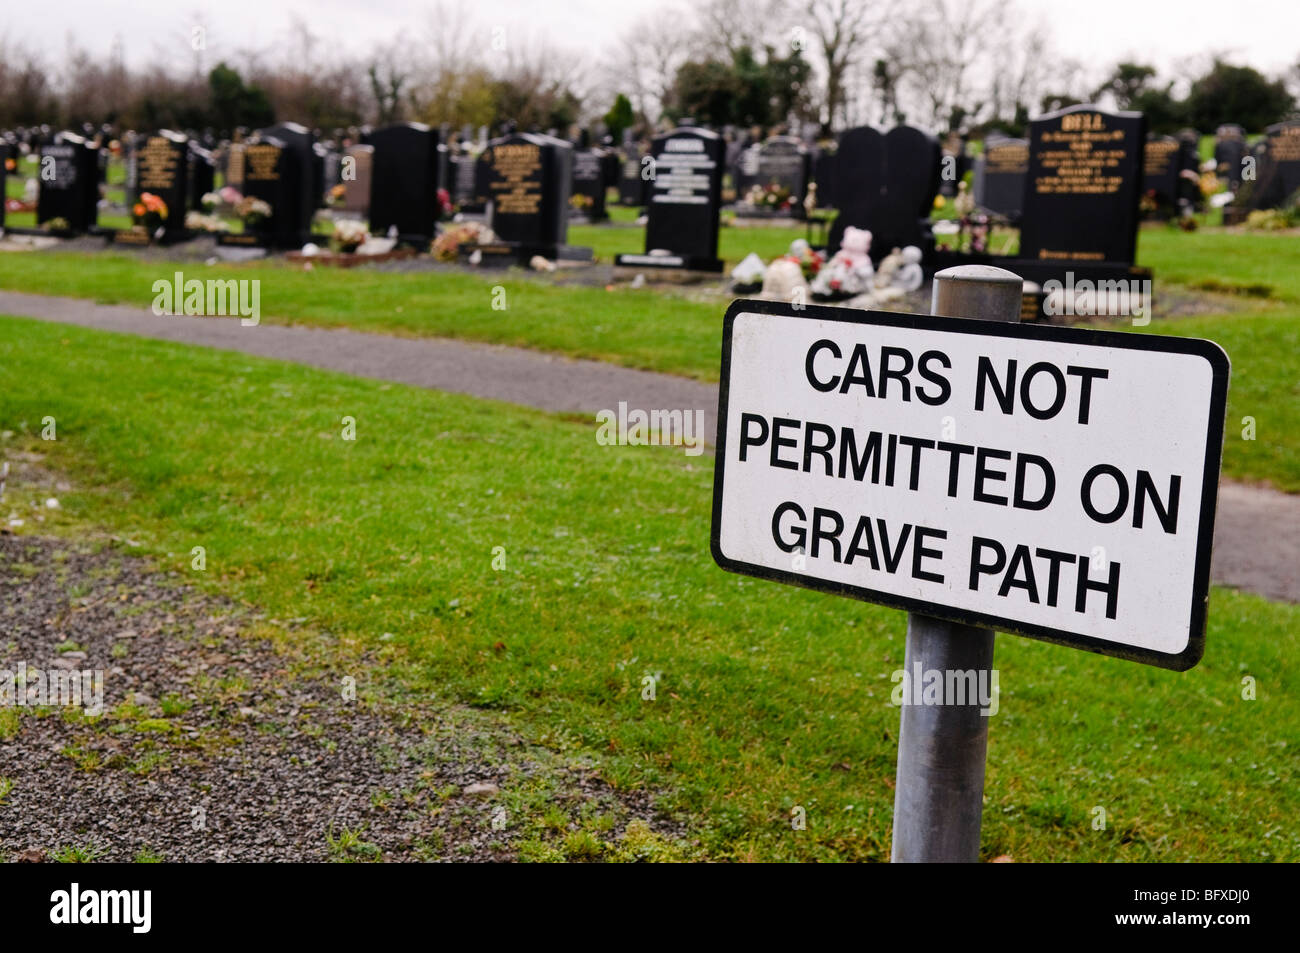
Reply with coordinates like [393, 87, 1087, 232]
[246, 144, 281, 181]
[488, 144, 542, 215]
[137, 136, 180, 191]
[1032, 112, 1131, 260]
[1271, 127, 1300, 162]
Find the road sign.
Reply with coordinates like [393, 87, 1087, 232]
[711, 298, 1230, 670]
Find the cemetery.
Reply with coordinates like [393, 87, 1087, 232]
[0, 0, 1295, 884]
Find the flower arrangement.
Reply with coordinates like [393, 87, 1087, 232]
[200, 192, 221, 214]
[431, 221, 496, 261]
[132, 191, 169, 232]
[569, 193, 594, 210]
[745, 183, 793, 211]
[43, 216, 70, 232]
[437, 188, 452, 218]
[219, 186, 243, 206]
[785, 245, 824, 281]
[235, 196, 272, 229]
[331, 218, 369, 253]
[329, 184, 347, 207]
[184, 210, 230, 233]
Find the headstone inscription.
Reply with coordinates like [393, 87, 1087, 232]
[826, 125, 941, 262]
[1018, 105, 1144, 265]
[1142, 135, 1183, 215]
[36, 132, 100, 233]
[972, 136, 1027, 221]
[367, 122, 443, 242]
[614, 125, 723, 273]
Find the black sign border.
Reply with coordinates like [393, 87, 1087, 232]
[711, 298, 1231, 672]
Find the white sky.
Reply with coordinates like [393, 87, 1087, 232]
[3, 0, 1296, 80]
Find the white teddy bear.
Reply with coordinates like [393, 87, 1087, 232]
[812, 226, 874, 297]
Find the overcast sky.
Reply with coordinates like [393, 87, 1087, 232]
[3, 0, 1296, 79]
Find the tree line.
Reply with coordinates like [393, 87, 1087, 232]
[0, 1, 1295, 139]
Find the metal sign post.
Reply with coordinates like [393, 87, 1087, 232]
[890, 266, 1022, 863]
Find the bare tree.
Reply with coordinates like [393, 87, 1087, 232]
[803, 0, 894, 130]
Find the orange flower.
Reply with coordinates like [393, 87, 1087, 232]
[133, 203, 146, 218]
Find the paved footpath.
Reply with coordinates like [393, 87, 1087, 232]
[2, 290, 1295, 603]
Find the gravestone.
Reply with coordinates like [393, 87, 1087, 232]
[234, 136, 302, 247]
[972, 136, 1027, 221]
[255, 122, 317, 244]
[225, 142, 246, 190]
[747, 136, 811, 216]
[188, 142, 216, 211]
[477, 132, 588, 261]
[618, 146, 649, 206]
[1176, 129, 1202, 207]
[1245, 120, 1300, 211]
[812, 148, 837, 209]
[342, 144, 373, 214]
[367, 122, 443, 242]
[36, 132, 100, 233]
[131, 130, 189, 240]
[1142, 135, 1183, 215]
[452, 153, 485, 213]
[570, 147, 609, 222]
[827, 125, 941, 262]
[1019, 105, 1144, 264]
[1214, 124, 1246, 189]
[615, 125, 723, 273]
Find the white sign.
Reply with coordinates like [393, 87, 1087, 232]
[711, 301, 1230, 670]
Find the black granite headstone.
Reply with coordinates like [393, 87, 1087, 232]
[1214, 124, 1246, 189]
[751, 135, 811, 215]
[240, 137, 297, 247]
[36, 132, 100, 233]
[254, 122, 316, 245]
[1247, 120, 1300, 210]
[1142, 135, 1182, 215]
[618, 147, 649, 206]
[478, 132, 577, 258]
[812, 148, 837, 210]
[367, 122, 443, 242]
[1019, 105, 1144, 265]
[131, 131, 189, 239]
[570, 148, 609, 221]
[188, 142, 216, 211]
[972, 136, 1027, 221]
[826, 125, 940, 262]
[615, 126, 723, 272]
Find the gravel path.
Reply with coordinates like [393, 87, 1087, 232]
[0, 528, 685, 862]
[0, 290, 1294, 603]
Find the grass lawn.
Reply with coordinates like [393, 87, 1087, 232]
[0, 315, 1295, 862]
[0, 243, 1295, 492]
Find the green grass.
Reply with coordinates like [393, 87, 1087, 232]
[0, 243, 1295, 491]
[0, 315, 1295, 862]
